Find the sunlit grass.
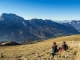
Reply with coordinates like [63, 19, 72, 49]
[0, 35, 80, 60]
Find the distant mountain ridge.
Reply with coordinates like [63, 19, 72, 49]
[68, 20, 80, 32]
[55, 20, 80, 32]
[0, 13, 79, 43]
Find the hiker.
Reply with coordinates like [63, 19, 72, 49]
[61, 41, 68, 51]
[51, 42, 58, 57]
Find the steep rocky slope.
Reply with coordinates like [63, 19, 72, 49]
[69, 20, 80, 32]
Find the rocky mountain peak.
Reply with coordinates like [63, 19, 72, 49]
[0, 13, 24, 21]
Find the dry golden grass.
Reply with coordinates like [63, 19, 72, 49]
[0, 35, 80, 60]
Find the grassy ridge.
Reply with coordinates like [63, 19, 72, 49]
[0, 35, 80, 60]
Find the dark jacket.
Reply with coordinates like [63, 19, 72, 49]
[62, 44, 68, 50]
[52, 45, 57, 53]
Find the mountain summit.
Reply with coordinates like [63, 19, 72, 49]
[0, 13, 24, 21]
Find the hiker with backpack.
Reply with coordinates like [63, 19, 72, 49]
[51, 42, 58, 57]
[60, 41, 68, 51]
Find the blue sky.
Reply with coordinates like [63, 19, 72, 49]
[0, 0, 80, 20]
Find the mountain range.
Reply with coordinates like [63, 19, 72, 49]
[0, 13, 79, 43]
